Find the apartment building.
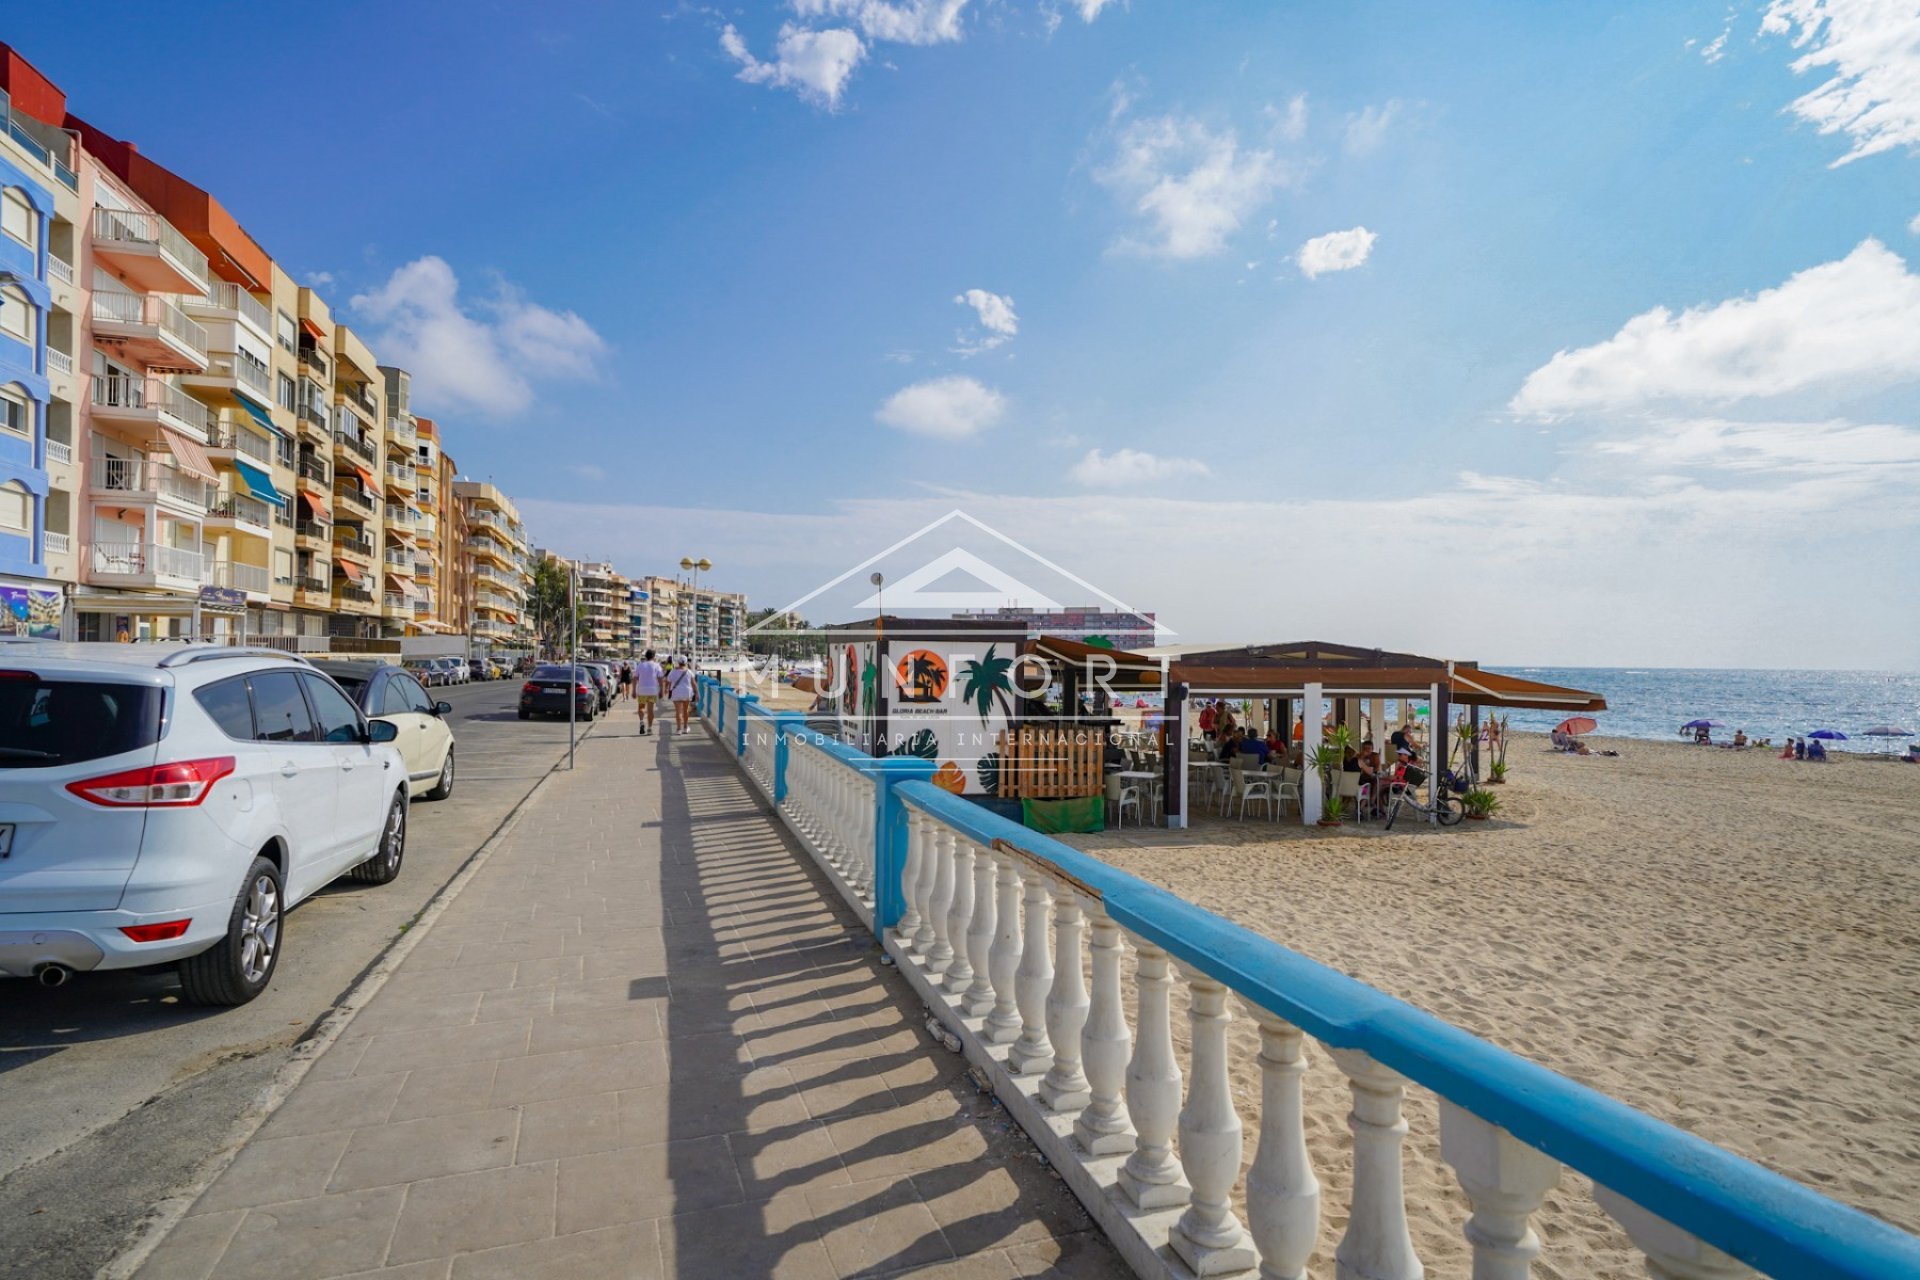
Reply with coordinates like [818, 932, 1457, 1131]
[0, 83, 59, 636]
[632, 574, 746, 656]
[572, 559, 632, 657]
[387, 381, 444, 636]
[453, 479, 528, 650]
[414, 415, 469, 638]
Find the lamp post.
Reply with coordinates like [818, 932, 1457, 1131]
[678, 556, 710, 661]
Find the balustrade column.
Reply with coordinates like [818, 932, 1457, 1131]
[1038, 889, 1090, 1110]
[1595, 1189, 1757, 1280]
[959, 846, 998, 1015]
[1007, 869, 1055, 1074]
[1244, 1009, 1319, 1280]
[1329, 1048, 1423, 1280]
[1119, 942, 1190, 1209]
[1171, 973, 1256, 1274]
[854, 772, 875, 904]
[983, 852, 1023, 1043]
[895, 807, 925, 946]
[943, 839, 977, 993]
[911, 811, 940, 956]
[1073, 902, 1134, 1155]
[925, 826, 957, 974]
[1438, 1103, 1560, 1280]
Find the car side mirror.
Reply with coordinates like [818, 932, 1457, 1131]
[367, 720, 400, 744]
[435, 701, 453, 716]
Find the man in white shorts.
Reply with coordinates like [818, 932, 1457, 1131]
[632, 649, 664, 735]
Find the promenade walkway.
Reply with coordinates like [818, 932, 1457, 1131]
[137, 721, 1121, 1279]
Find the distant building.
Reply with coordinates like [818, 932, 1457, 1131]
[950, 606, 1156, 650]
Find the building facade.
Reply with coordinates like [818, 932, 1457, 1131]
[0, 89, 57, 635]
[453, 480, 528, 652]
[632, 574, 745, 657]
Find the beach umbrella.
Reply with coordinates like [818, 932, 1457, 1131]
[1863, 725, 1912, 737]
[1554, 715, 1597, 736]
[1807, 729, 1848, 740]
[1679, 719, 1725, 730]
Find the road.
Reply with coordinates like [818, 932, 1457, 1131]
[0, 676, 619, 1280]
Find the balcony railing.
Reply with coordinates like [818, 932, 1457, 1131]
[88, 373, 207, 432]
[47, 253, 72, 285]
[333, 529, 374, 557]
[384, 503, 415, 526]
[195, 281, 273, 335]
[209, 491, 273, 528]
[46, 348, 72, 376]
[413, 558, 435, 579]
[90, 541, 206, 584]
[384, 548, 414, 570]
[90, 208, 210, 290]
[208, 425, 274, 465]
[334, 430, 374, 463]
[384, 461, 415, 485]
[298, 345, 330, 378]
[296, 574, 330, 594]
[91, 291, 210, 363]
[386, 416, 416, 447]
[44, 531, 69, 554]
[227, 352, 272, 398]
[296, 519, 330, 541]
[342, 382, 378, 418]
[297, 456, 331, 485]
[299, 400, 330, 432]
[332, 486, 373, 517]
[45, 439, 71, 465]
[90, 453, 212, 508]
[212, 560, 271, 594]
[335, 583, 375, 605]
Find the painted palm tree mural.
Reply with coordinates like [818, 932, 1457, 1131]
[959, 645, 1015, 724]
[896, 650, 949, 704]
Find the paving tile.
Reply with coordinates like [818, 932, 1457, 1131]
[1001, 1232, 1128, 1278]
[909, 1162, 1094, 1256]
[386, 1162, 558, 1265]
[136, 1206, 243, 1280]
[258, 1073, 405, 1139]
[525, 1004, 661, 1054]
[386, 1060, 500, 1123]
[193, 1130, 351, 1214]
[555, 1137, 744, 1234]
[353, 1018, 531, 1077]
[512, 954, 586, 987]
[332, 1262, 452, 1280]
[805, 1177, 955, 1276]
[327, 1108, 519, 1192]
[300, 1036, 373, 1084]
[726, 1122, 850, 1197]
[209, 1187, 404, 1280]
[826, 1094, 987, 1183]
[342, 990, 483, 1037]
[377, 961, 519, 999]
[474, 985, 555, 1023]
[449, 1221, 660, 1280]
[518, 1091, 625, 1162]
[656, 1201, 836, 1280]
[490, 1040, 668, 1106]
[876, 1254, 1019, 1279]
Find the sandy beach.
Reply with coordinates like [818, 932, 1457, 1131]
[1059, 733, 1920, 1275]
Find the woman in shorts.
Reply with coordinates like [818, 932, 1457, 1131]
[668, 659, 696, 731]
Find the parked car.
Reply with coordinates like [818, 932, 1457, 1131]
[0, 644, 407, 1006]
[315, 661, 457, 801]
[467, 659, 494, 682]
[582, 663, 614, 711]
[433, 658, 470, 686]
[519, 665, 597, 721]
[404, 658, 444, 687]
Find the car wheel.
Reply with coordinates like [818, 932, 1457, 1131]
[518, 709, 531, 720]
[425, 747, 455, 801]
[177, 855, 283, 1006]
[349, 792, 407, 885]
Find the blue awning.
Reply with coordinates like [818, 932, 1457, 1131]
[234, 459, 287, 507]
[233, 390, 288, 440]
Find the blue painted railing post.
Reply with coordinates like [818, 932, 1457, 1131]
[870, 758, 937, 938]
[772, 713, 805, 805]
[736, 694, 758, 757]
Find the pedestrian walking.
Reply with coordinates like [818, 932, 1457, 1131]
[668, 658, 695, 732]
[633, 649, 664, 735]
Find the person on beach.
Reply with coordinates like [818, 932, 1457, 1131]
[633, 649, 664, 735]
[1793, 737, 1806, 760]
[668, 659, 695, 731]
[1733, 729, 1748, 749]
[1780, 738, 1798, 760]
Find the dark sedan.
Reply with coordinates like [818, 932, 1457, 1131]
[519, 664, 598, 721]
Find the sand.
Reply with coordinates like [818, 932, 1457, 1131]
[1057, 734, 1920, 1276]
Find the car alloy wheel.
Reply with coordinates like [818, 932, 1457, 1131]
[239, 870, 280, 984]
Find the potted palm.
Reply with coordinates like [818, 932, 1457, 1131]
[1488, 761, 1509, 785]
[1310, 725, 1352, 826]
[1461, 788, 1501, 820]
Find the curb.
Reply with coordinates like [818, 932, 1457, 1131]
[101, 716, 601, 1280]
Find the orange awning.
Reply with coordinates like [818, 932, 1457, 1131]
[160, 425, 216, 481]
[1449, 666, 1608, 713]
[299, 493, 330, 522]
[351, 465, 382, 498]
[387, 573, 414, 592]
[299, 317, 328, 340]
[337, 560, 363, 584]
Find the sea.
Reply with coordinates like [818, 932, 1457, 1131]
[1492, 667, 1920, 752]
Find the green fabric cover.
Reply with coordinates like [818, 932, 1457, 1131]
[1021, 794, 1105, 834]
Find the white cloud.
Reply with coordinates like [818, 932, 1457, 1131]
[1909, 210, 1920, 233]
[1076, 0, 1118, 20]
[307, 271, 335, 288]
[1594, 417, 1920, 476]
[1344, 99, 1402, 155]
[1297, 225, 1377, 278]
[1700, 28, 1730, 63]
[1069, 447, 1210, 486]
[1511, 239, 1920, 416]
[791, 0, 969, 45]
[721, 23, 867, 109]
[875, 375, 1007, 438]
[1097, 115, 1290, 259]
[952, 288, 1018, 354]
[1761, 0, 1920, 164]
[1271, 93, 1309, 142]
[349, 256, 606, 418]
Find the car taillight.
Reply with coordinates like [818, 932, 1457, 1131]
[67, 757, 236, 808]
[121, 919, 192, 942]
[577, 683, 592, 695]
[521, 682, 538, 695]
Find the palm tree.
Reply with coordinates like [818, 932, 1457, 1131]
[959, 645, 1015, 724]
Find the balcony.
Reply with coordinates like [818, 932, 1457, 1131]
[337, 381, 379, 421]
[185, 281, 273, 341]
[384, 460, 415, 487]
[384, 547, 414, 572]
[384, 503, 415, 527]
[211, 559, 271, 598]
[90, 374, 212, 440]
[295, 519, 330, 546]
[297, 345, 330, 380]
[89, 453, 212, 513]
[206, 491, 274, 534]
[333, 529, 374, 559]
[473, 618, 513, 639]
[88, 541, 206, 590]
[386, 416, 416, 448]
[47, 253, 72, 285]
[46, 439, 71, 466]
[185, 349, 273, 401]
[466, 536, 511, 566]
[334, 582, 375, 606]
[381, 594, 411, 619]
[297, 456, 331, 487]
[333, 430, 375, 464]
[413, 558, 435, 580]
[90, 292, 210, 370]
[47, 349, 72, 377]
[416, 513, 436, 537]
[333, 485, 374, 518]
[207, 425, 274, 466]
[295, 575, 331, 605]
[44, 530, 69, 555]
[89, 207, 210, 294]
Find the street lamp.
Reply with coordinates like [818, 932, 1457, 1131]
[678, 556, 710, 659]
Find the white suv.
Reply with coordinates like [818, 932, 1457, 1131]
[0, 645, 409, 1006]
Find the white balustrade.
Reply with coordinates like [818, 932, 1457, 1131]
[983, 852, 1023, 1043]
[1073, 902, 1135, 1155]
[1171, 972, 1256, 1274]
[895, 807, 924, 947]
[943, 837, 976, 993]
[925, 825, 957, 974]
[1244, 1008, 1320, 1280]
[1440, 1102, 1561, 1280]
[1596, 1190, 1758, 1280]
[1331, 1048, 1423, 1280]
[1119, 941, 1190, 1209]
[911, 811, 939, 957]
[959, 846, 998, 1015]
[1008, 869, 1055, 1074]
[1038, 889, 1090, 1110]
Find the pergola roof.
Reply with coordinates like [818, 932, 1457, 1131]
[1027, 635, 1163, 691]
[1168, 640, 1605, 711]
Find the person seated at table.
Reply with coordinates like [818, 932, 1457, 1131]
[1806, 738, 1828, 762]
[1389, 726, 1413, 757]
[1793, 737, 1806, 760]
[1240, 733, 1272, 766]
[1357, 740, 1382, 782]
[1342, 746, 1361, 773]
[1103, 739, 1126, 771]
[1212, 727, 1239, 760]
[1264, 728, 1285, 754]
[1732, 729, 1748, 748]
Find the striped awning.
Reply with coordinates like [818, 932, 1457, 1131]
[337, 559, 363, 583]
[159, 424, 216, 481]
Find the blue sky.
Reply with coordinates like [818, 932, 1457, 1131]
[15, 1, 1920, 667]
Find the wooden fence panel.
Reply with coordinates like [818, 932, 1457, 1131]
[996, 726, 1106, 799]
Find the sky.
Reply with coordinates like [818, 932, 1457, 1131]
[12, 1, 1920, 668]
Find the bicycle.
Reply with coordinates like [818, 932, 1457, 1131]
[1382, 771, 1465, 829]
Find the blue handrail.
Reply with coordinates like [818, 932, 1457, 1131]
[895, 780, 1920, 1280]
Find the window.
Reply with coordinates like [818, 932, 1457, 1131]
[0, 390, 25, 436]
[276, 432, 295, 467]
[195, 676, 255, 741]
[0, 484, 29, 533]
[276, 310, 297, 353]
[246, 671, 316, 742]
[0, 679, 163, 769]
[273, 548, 294, 584]
[1, 190, 34, 249]
[0, 287, 33, 344]
[276, 372, 296, 412]
[378, 677, 412, 717]
[400, 676, 435, 715]
[302, 674, 363, 744]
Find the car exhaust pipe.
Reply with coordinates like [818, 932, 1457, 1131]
[34, 963, 72, 988]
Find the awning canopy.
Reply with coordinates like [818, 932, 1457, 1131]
[159, 424, 216, 481]
[299, 317, 328, 340]
[1167, 640, 1605, 711]
[336, 559, 363, 583]
[351, 464, 382, 498]
[298, 492, 330, 522]
[233, 459, 287, 507]
[1448, 665, 1608, 713]
[232, 390, 287, 440]
[1026, 635, 1163, 692]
